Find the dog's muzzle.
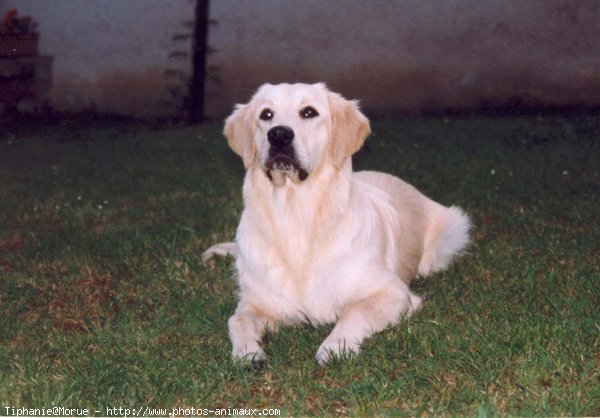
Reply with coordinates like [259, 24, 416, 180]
[265, 126, 308, 185]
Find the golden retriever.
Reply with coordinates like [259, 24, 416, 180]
[203, 83, 471, 366]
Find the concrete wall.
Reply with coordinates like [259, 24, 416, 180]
[2, 0, 600, 117]
[1, 0, 193, 116]
[207, 0, 600, 116]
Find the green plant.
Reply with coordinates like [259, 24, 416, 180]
[163, 11, 221, 120]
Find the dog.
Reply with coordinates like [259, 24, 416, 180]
[203, 83, 471, 366]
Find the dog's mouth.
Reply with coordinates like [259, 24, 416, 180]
[265, 149, 309, 186]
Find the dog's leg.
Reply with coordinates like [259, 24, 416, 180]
[202, 242, 237, 263]
[315, 281, 422, 366]
[228, 303, 275, 365]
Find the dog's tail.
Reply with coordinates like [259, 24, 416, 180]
[202, 242, 237, 263]
[417, 205, 471, 277]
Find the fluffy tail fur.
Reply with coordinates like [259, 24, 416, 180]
[202, 242, 237, 263]
[417, 205, 471, 277]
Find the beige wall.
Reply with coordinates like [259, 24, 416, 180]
[2, 0, 600, 117]
[1, 0, 193, 116]
[207, 0, 600, 116]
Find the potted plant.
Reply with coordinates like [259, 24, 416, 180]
[0, 9, 39, 58]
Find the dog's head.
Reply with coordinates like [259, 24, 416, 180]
[224, 83, 371, 186]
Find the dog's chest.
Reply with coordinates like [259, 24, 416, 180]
[237, 211, 343, 322]
[237, 176, 356, 322]
[250, 254, 339, 324]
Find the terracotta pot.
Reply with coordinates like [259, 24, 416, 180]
[0, 35, 39, 58]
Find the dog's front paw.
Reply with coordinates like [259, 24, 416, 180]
[232, 344, 267, 367]
[315, 337, 360, 366]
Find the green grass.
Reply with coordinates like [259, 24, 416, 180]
[0, 114, 598, 416]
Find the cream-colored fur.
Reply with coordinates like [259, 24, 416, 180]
[203, 83, 471, 365]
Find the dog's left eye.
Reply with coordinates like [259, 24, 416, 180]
[300, 106, 319, 119]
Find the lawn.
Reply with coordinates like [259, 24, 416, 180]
[0, 113, 598, 416]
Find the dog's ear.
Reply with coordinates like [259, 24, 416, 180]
[224, 103, 256, 168]
[328, 92, 371, 169]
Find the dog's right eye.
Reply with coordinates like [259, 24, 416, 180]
[259, 109, 274, 121]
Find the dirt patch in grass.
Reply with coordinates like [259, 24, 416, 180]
[0, 233, 31, 273]
[0, 234, 26, 252]
[22, 267, 121, 333]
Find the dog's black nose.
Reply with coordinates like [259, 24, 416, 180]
[267, 126, 294, 147]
